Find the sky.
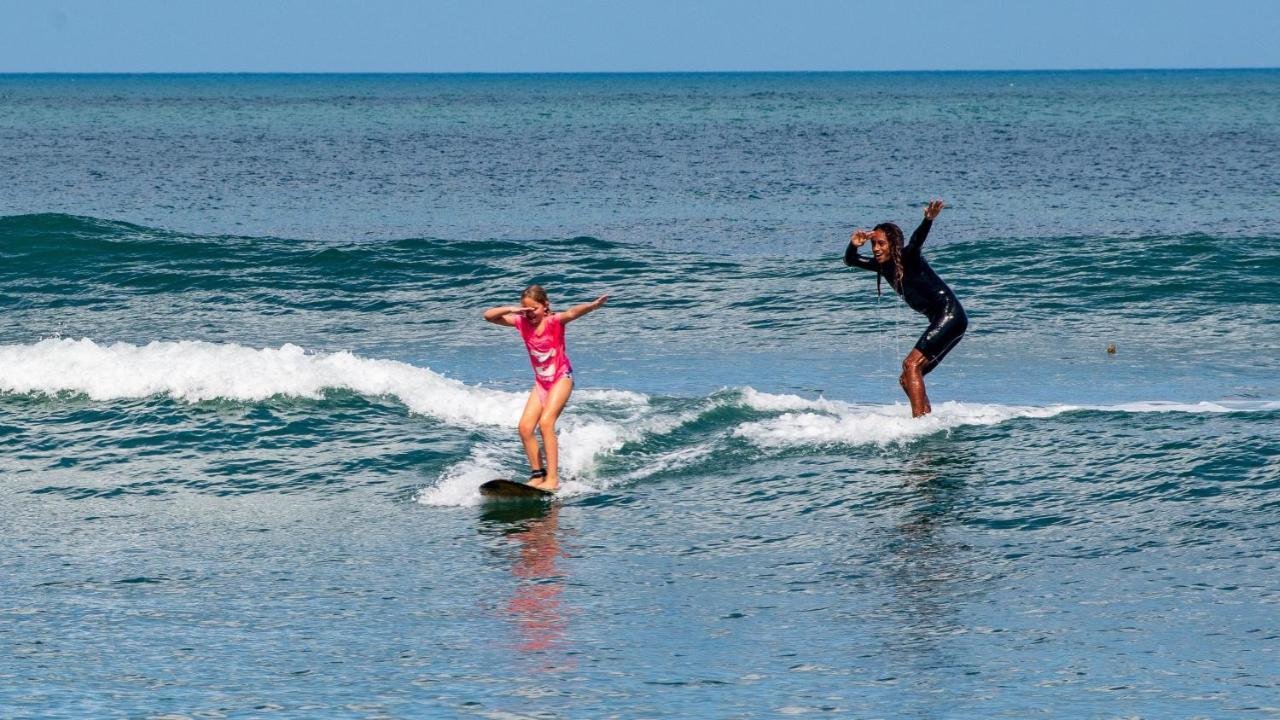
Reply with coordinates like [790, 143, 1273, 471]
[0, 0, 1277, 73]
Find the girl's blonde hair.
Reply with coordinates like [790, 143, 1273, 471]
[521, 284, 549, 308]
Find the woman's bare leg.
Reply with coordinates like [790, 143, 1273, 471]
[532, 377, 574, 490]
[900, 349, 932, 418]
[518, 387, 545, 475]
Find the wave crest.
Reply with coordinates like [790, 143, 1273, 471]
[4, 339, 1275, 506]
[0, 338, 521, 426]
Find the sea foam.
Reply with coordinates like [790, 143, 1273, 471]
[734, 393, 1072, 448]
[730, 390, 1278, 449]
[5, 340, 1274, 505]
[0, 338, 524, 426]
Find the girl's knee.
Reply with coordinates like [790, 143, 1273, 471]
[518, 421, 537, 438]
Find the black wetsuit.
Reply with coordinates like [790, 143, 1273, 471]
[844, 218, 967, 374]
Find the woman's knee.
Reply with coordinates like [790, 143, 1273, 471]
[518, 419, 538, 438]
[901, 359, 926, 386]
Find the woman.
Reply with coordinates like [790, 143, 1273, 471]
[484, 285, 608, 491]
[845, 200, 966, 417]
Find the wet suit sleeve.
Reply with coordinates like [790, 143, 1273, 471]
[843, 242, 880, 271]
[905, 218, 932, 256]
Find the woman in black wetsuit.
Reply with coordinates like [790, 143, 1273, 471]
[844, 200, 966, 417]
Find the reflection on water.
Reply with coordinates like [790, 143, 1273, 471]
[479, 502, 574, 672]
[880, 445, 982, 687]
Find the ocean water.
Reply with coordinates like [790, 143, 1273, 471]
[1, 72, 1278, 718]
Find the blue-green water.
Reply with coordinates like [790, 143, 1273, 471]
[2, 72, 1278, 718]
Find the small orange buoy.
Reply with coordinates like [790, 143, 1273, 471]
[1106, 344, 1117, 354]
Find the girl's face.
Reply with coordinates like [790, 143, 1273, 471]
[520, 297, 549, 323]
[870, 230, 892, 263]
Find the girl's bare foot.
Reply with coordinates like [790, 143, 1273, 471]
[535, 473, 559, 492]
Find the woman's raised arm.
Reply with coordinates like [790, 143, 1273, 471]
[906, 200, 945, 252]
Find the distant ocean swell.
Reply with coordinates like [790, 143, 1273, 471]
[4, 213, 1278, 312]
[4, 211, 1279, 410]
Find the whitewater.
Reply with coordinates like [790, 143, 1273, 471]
[6, 338, 1274, 509]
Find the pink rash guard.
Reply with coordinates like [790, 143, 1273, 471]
[513, 313, 573, 400]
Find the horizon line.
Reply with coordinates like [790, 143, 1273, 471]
[2, 66, 1278, 76]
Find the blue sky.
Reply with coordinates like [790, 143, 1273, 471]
[1, 0, 1277, 73]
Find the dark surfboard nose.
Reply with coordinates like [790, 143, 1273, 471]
[480, 478, 554, 499]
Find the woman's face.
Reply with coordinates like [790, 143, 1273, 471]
[520, 297, 549, 323]
[870, 230, 892, 263]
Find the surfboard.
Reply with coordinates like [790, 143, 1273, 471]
[479, 478, 554, 499]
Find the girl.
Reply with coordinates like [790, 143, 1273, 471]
[484, 285, 609, 491]
[845, 200, 966, 417]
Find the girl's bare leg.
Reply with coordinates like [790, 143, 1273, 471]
[532, 377, 574, 490]
[518, 387, 546, 476]
[899, 349, 932, 418]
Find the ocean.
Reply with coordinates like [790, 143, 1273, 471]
[2, 71, 1278, 718]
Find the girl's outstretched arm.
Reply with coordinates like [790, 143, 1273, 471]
[558, 295, 609, 324]
[483, 304, 524, 327]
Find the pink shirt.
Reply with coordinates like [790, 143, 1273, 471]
[513, 314, 573, 390]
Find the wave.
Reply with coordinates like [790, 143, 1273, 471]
[0, 213, 619, 263]
[733, 395, 1069, 448]
[0, 213, 646, 313]
[0, 337, 520, 426]
[0, 339, 658, 502]
[4, 339, 1276, 506]
[5, 214, 1278, 368]
[731, 394, 1280, 449]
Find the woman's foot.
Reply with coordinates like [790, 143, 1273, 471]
[528, 468, 547, 487]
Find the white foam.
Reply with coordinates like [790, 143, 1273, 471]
[616, 442, 718, 483]
[733, 395, 1280, 450]
[574, 388, 650, 408]
[1096, 400, 1280, 413]
[413, 444, 509, 507]
[416, 398, 648, 506]
[555, 418, 625, 478]
[414, 440, 605, 508]
[6, 341, 1274, 502]
[733, 400, 1070, 448]
[0, 338, 523, 427]
[415, 389, 743, 506]
[740, 387, 846, 413]
[0, 338, 661, 507]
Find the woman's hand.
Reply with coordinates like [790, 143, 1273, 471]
[923, 200, 945, 221]
[592, 294, 610, 308]
[851, 229, 871, 247]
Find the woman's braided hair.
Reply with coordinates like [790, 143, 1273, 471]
[873, 222, 905, 297]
